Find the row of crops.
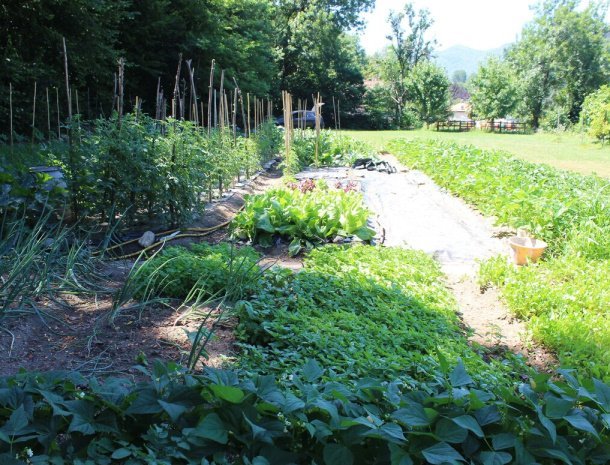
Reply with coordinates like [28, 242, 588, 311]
[388, 139, 610, 382]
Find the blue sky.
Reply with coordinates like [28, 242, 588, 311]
[358, 0, 606, 54]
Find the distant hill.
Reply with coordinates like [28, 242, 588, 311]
[434, 44, 507, 78]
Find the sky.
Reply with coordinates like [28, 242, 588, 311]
[358, 0, 604, 54]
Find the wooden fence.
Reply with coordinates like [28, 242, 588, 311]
[435, 120, 475, 132]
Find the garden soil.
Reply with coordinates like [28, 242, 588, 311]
[0, 165, 286, 377]
[296, 155, 556, 371]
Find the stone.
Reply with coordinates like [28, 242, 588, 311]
[138, 231, 155, 248]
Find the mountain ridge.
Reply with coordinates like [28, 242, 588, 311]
[434, 44, 507, 78]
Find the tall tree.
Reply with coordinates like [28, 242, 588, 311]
[384, 3, 435, 127]
[507, 0, 609, 127]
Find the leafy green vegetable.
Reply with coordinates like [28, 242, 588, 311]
[232, 185, 375, 255]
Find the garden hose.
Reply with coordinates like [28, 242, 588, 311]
[102, 210, 242, 261]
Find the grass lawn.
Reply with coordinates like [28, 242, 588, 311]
[347, 128, 610, 178]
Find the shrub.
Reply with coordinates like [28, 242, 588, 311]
[580, 85, 610, 142]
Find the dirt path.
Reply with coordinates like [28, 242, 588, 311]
[297, 157, 555, 370]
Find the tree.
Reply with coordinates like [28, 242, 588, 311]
[384, 3, 435, 128]
[507, 0, 609, 128]
[407, 61, 450, 127]
[470, 58, 519, 123]
[279, 5, 366, 121]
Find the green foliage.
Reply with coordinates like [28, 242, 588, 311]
[232, 184, 374, 255]
[470, 58, 520, 122]
[407, 61, 451, 127]
[580, 85, 610, 142]
[507, 1, 610, 127]
[480, 255, 610, 381]
[2, 338, 609, 463]
[236, 245, 502, 385]
[289, 129, 376, 169]
[20, 113, 282, 226]
[134, 243, 261, 300]
[389, 139, 610, 379]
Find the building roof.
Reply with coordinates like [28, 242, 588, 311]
[450, 102, 471, 113]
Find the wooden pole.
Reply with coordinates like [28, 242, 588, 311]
[31, 81, 37, 145]
[155, 77, 161, 120]
[213, 89, 217, 128]
[207, 59, 215, 134]
[56, 87, 60, 139]
[9, 83, 13, 152]
[62, 38, 72, 123]
[46, 87, 51, 141]
[172, 53, 182, 119]
[246, 93, 251, 137]
[218, 70, 225, 130]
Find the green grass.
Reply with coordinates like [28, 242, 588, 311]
[347, 128, 610, 178]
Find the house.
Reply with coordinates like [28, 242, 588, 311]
[450, 102, 472, 121]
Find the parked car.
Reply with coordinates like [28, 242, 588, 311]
[275, 110, 324, 129]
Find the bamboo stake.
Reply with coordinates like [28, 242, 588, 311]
[9, 83, 13, 152]
[173, 53, 182, 119]
[232, 87, 238, 142]
[46, 87, 51, 141]
[213, 89, 217, 128]
[246, 93, 251, 137]
[30, 82, 37, 145]
[56, 87, 60, 139]
[332, 96, 337, 130]
[155, 77, 161, 120]
[218, 70, 225, 130]
[62, 38, 72, 123]
[207, 59, 215, 134]
[117, 58, 125, 125]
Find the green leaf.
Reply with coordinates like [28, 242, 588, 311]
[479, 451, 512, 465]
[451, 415, 484, 438]
[563, 413, 600, 439]
[1, 405, 28, 435]
[158, 400, 188, 421]
[256, 212, 275, 233]
[377, 423, 407, 444]
[449, 361, 473, 387]
[191, 413, 228, 444]
[435, 418, 468, 443]
[392, 405, 433, 427]
[388, 443, 413, 465]
[491, 433, 516, 450]
[593, 379, 610, 410]
[545, 396, 573, 419]
[302, 359, 324, 382]
[209, 384, 245, 404]
[422, 442, 465, 464]
[323, 444, 353, 465]
[111, 448, 132, 459]
[537, 409, 557, 443]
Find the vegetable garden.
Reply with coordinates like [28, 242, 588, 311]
[1, 119, 610, 463]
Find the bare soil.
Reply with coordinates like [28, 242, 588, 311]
[0, 165, 285, 377]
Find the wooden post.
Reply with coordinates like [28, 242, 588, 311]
[155, 77, 161, 120]
[62, 38, 72, 123]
